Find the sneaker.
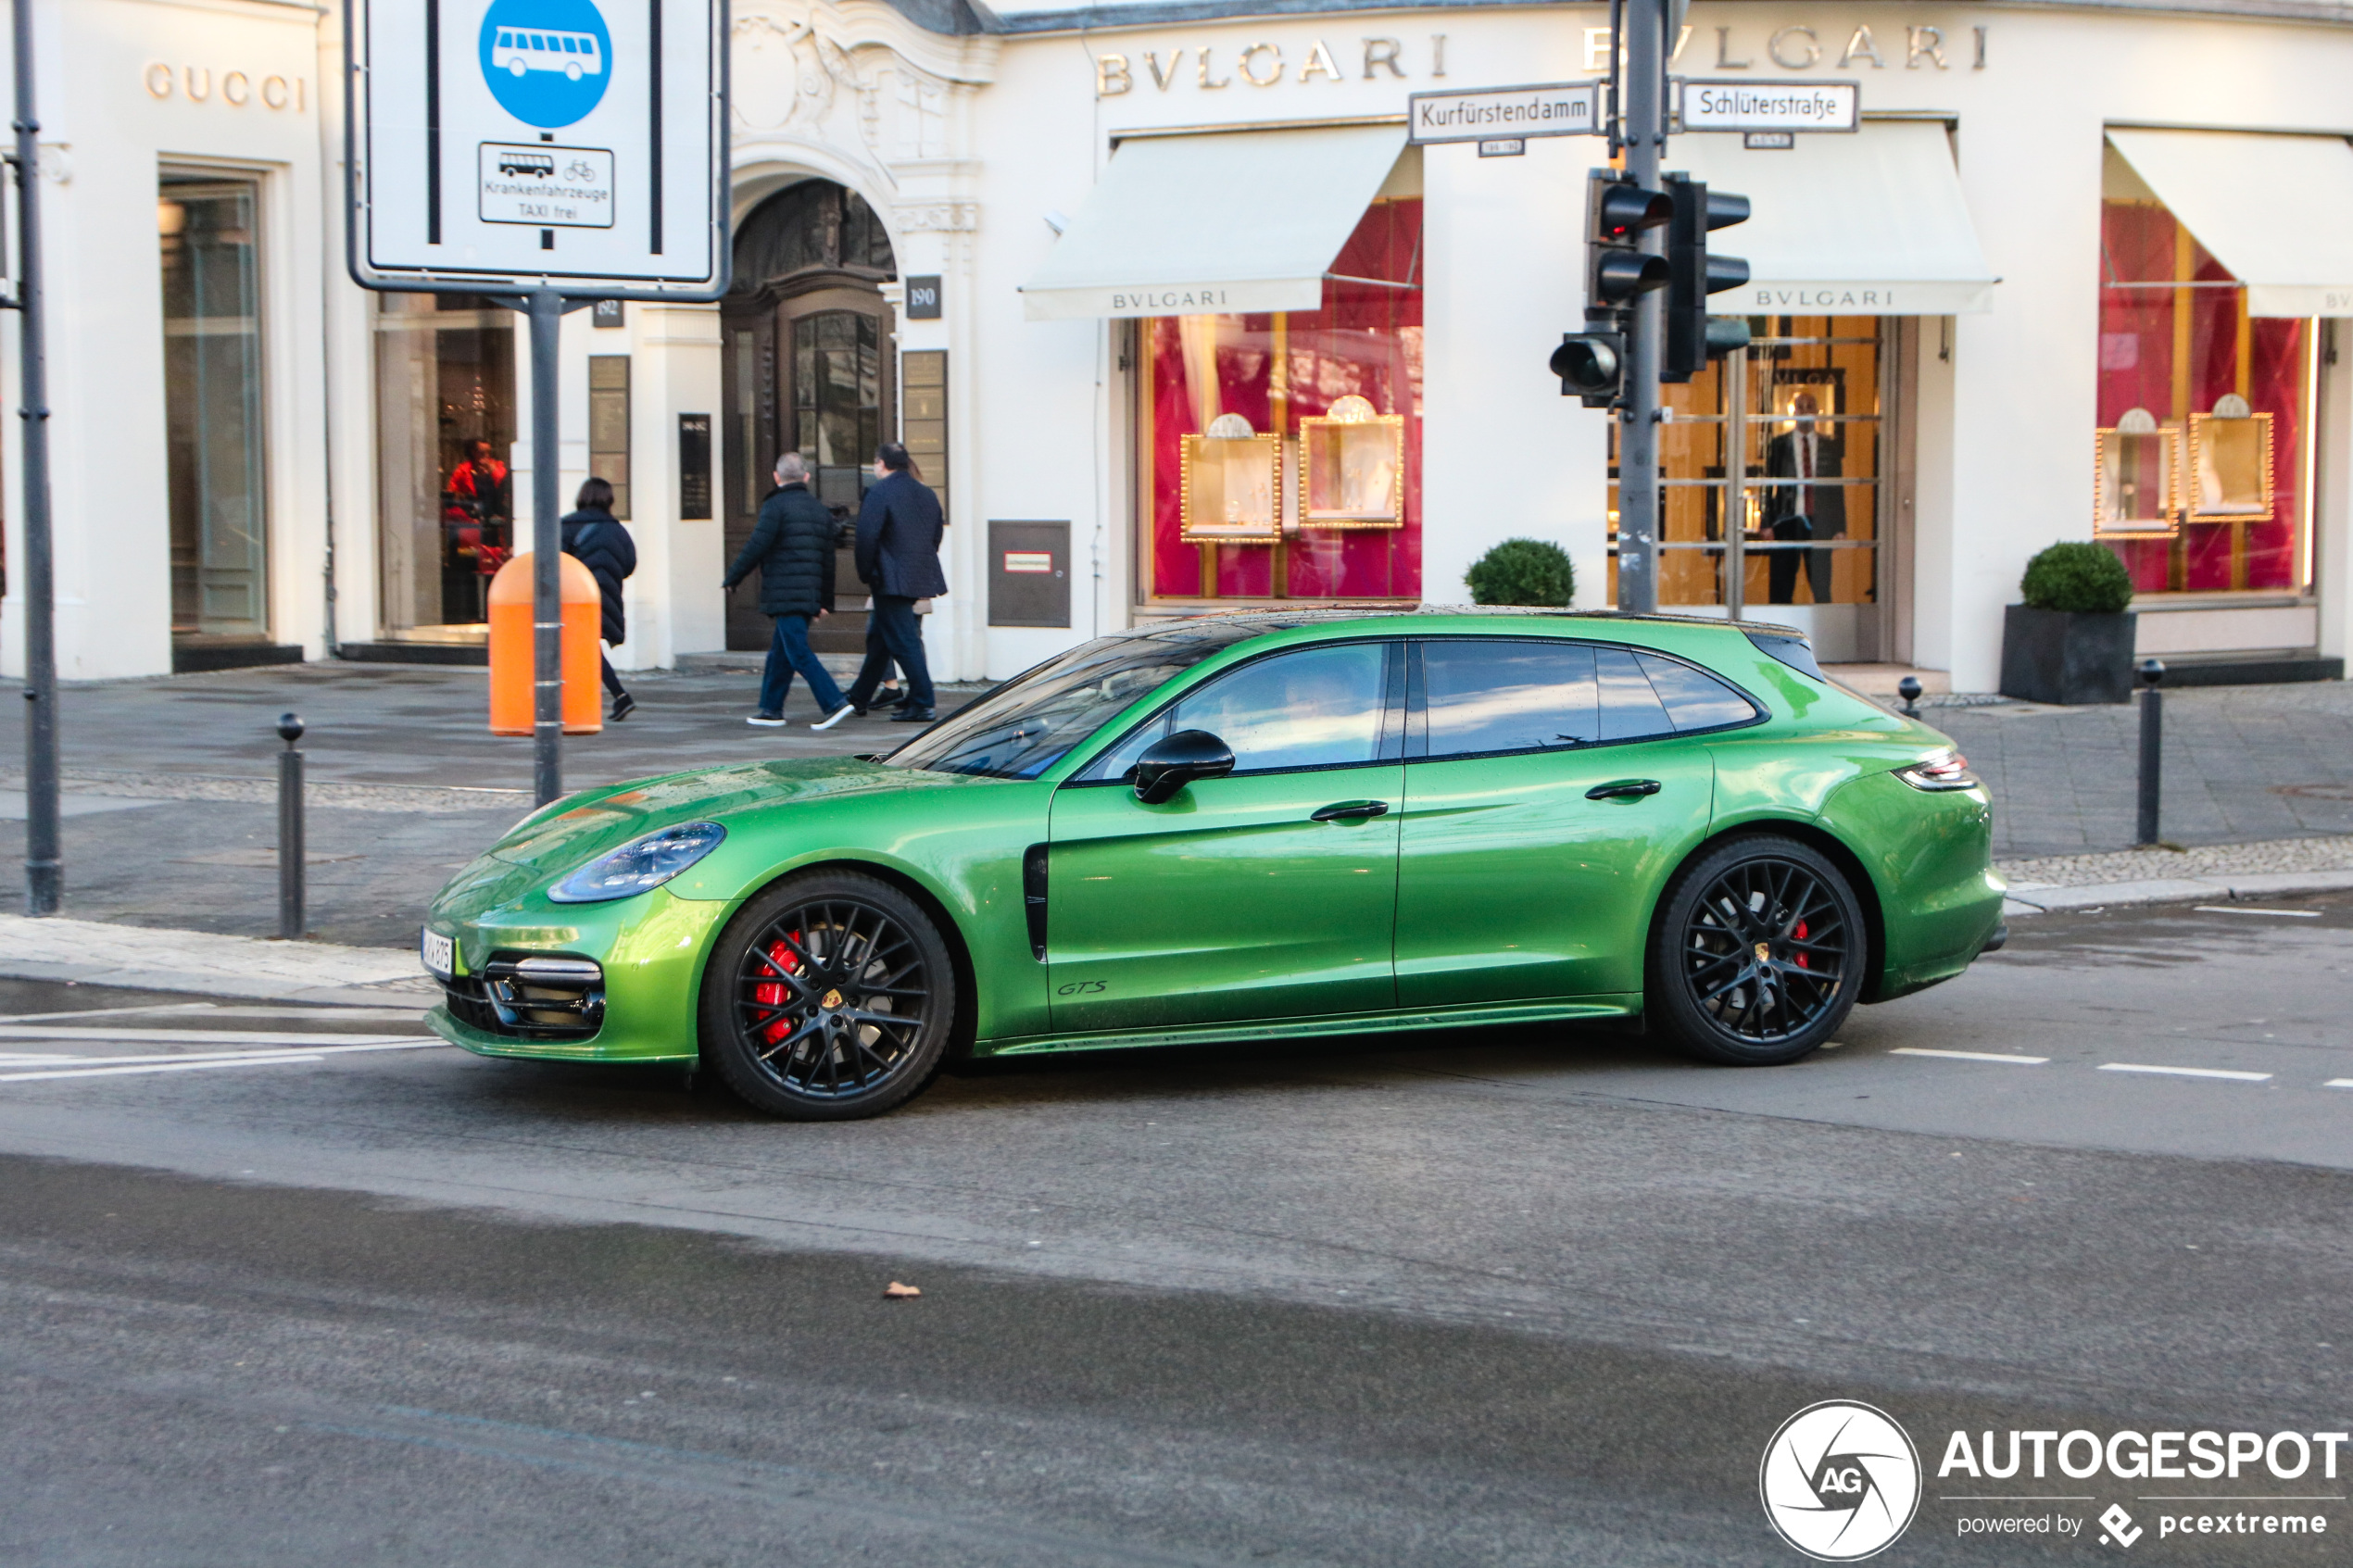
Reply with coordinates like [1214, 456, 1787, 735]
[874, 686, 909, 709]
[888, 707, 937, 723]
[746, 712, 789, 728]
[811, 701, 855, 733]
[610, 692, 637, 721]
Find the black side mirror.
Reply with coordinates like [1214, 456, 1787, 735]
[1133, 729, 1236, 805]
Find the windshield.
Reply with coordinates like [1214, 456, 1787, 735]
[882, 622, 1285, 779]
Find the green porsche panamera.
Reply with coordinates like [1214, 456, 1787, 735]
[421, 610, 2005, 1119]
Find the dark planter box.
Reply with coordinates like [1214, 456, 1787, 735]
[1999, 606, 2137, 705]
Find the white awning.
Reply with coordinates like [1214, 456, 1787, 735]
[1667, 120, 1996, 316]
[2106, 129, 2353, 318]
[1021, 124, 1408, 321]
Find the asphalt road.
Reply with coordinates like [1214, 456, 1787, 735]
[4, 897, 2352, 1564]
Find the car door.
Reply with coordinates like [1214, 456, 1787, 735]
[1393, 638, 1755, 1009]
[1045, 640, 1405, 1035]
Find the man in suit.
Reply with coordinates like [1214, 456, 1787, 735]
[1763, 392, 1844, 606]
[837, 443, 947, 723]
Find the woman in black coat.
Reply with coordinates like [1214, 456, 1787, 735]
[560, 477, 639, 721]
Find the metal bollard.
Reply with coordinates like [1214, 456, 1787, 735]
[1897, 676, 1922, 719]
[2135, 659, 2165, 847]
[277, 712, 305, 939]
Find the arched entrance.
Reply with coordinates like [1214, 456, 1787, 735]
[721, 180, 898, 652]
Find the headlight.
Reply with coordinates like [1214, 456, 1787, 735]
[547, 822, 726, 903]
[1894, 750, 1982, 792]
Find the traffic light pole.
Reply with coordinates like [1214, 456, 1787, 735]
[1616, 0, 1667, 616]
[12, 0, 59, 915]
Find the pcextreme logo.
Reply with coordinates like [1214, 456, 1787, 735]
[1760, 1401, 1924, 1561]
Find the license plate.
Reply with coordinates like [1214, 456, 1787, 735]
[420, 927, 455, 979]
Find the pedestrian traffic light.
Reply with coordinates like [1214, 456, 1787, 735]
[1585, 170, 1672, 316]
[1551, 314, 1626, 406]
[1661, 173, 1753, 382]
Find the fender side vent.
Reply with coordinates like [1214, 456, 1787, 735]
[1023, 844, 1049, 962]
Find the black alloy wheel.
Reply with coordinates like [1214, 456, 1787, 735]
[701, 872, 959, 1119]
[1649, 835, 1865, 1065]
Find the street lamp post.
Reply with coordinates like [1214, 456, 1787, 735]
[11, 0, 58, 916]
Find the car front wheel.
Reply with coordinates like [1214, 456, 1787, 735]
[1649, 835, 1865, 1065]
[701, 871, 958, 1120]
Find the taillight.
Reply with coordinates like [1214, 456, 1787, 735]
[1894, 751, 1982, 792]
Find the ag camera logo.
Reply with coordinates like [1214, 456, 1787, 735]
[479, 0, 611, 129]
[1761, 1401, 1922, 1561]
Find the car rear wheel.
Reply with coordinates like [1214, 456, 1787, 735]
[701, 872, 957, 1120]
[1649, 835, 1864, 1066]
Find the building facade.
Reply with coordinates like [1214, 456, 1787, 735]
[0, 0, 2349, 695]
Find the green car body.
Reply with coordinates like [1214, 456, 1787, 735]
[422, 612, 2004, 1091]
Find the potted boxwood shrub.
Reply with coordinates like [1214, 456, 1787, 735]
[1466, 538, 1576, 608]
[1999, 543, 2138, 704]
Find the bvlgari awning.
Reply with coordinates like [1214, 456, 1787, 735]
[1020, 124, 1408, 322]
[2106, 129, 2353, 318]
[1667, 120, 1997, 315]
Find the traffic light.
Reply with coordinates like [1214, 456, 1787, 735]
[1555, 171, 1671, 406]
[1585, 170, 1672, 317]
[1551, 314, 1625, 406]
[1661, 173, 1752, 382]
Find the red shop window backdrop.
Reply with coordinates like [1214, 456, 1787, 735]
[2098, 196, 2312, 594]
[1140, 197, 1423, 601]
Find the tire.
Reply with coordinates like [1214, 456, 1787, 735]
[565, 62, 583, 80]
[508, 58, 528, 76]
[1648, 835, 1865, 1066]
[700, 871, 959, 1120]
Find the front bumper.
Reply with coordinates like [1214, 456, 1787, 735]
[422, 873, 728, 1064]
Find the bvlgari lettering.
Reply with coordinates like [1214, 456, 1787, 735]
[1109, 287, 1233, 311]
[1095, 32, 1452, 94]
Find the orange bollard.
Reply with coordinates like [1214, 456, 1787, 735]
[488, 552, 604, 735]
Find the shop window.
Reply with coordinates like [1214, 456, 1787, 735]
[373, 293, 516, 636]
[1608, 317, 1882, 614]
[1139, 197, 1422, 603]
[161, 174, 269, 641]
[2096, 164, 2312, 595]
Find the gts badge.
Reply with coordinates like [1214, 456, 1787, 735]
[1055, 981, 1108, 997]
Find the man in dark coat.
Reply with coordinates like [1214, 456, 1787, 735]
[1763, 391, 1845, 606]
[723, 452, 848, 725]
[837, 443, 947, 723]
[560, 477, 638, 721]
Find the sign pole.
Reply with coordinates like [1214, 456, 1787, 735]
[528, 285, 563, 806]
[1617, 0, 1666, 616]
[12, 0, 58, 915]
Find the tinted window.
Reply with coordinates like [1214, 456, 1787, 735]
[1089, 643, 1390, 779]
[1636, 652, 1759, 730]
[1422, 640, 1599, 759]
[1596, 646, 1672, 740]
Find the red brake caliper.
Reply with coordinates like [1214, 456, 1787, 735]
[755, 934, 805, 1044]
[1792, 920, 1809, 969]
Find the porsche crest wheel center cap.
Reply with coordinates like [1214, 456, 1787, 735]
[1754, 942, 1771, 965]
[821, 989, 843, 1009]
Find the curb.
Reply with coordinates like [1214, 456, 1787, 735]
[2002, 868, 2353, 917]
[0, 915, 438, 1008]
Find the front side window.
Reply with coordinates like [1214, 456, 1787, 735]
[1416, 639, 1759, 760]
[885, 623, 1281, 780]
[1088, 642, 1393, 780]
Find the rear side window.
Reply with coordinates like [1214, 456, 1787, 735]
[1416, 638, 1759, 759]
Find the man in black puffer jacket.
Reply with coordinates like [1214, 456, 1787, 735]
[560, 477, 638, 721]
[724, 452, 849, 726]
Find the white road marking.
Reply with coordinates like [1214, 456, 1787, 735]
[0, 1026, 435, 1047]
[0, 1056, 327, 1083]
[2099, 1062, 2273, 1083]
[0, 1041, 449, 1084]
[2325, 1080, 2353, 1090]
[2192, 906, 2322, 919]
[0, 1002, 217, 1025]
[1891, 1047, 2049, 1065]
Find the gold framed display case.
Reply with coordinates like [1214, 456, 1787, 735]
[2093, 413, 2180, 539]
[2187, 405, 2275, 521]
[1298, 394, 1405, 530]
[1179, 414, 1283, 544]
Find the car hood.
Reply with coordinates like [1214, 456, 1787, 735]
[487, 757, 975, 873]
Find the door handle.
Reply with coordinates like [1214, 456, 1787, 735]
[1310, 799, 1390, 822]
[1585, 779, 1663, 801]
